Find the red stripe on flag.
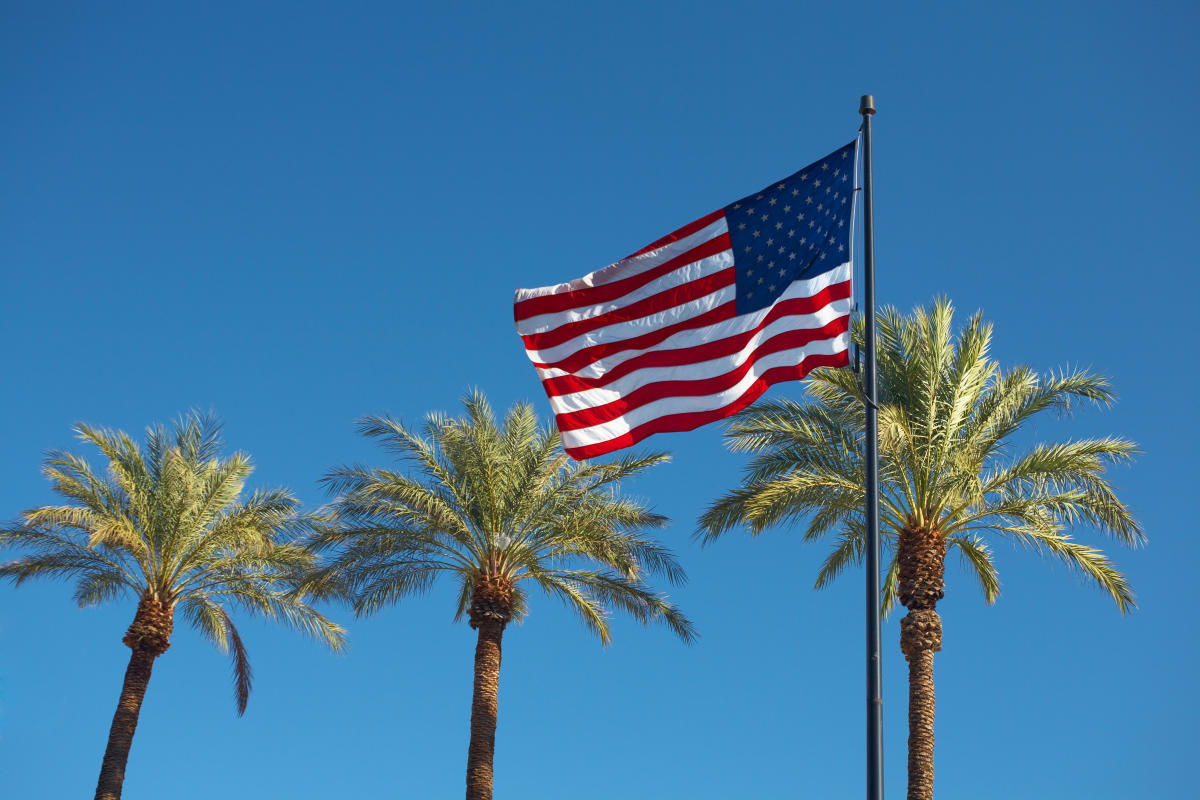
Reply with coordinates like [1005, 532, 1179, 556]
[538, 280, 852, 397]
[514, 231, 731, 323]
[561, 350, 850, 460]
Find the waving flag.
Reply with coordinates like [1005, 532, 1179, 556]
[515, 141, 858, 460]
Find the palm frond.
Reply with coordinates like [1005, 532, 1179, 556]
[544, 568, 696, 644]
[989, 526, 1135, 612]
[880, 554, 900, 616]
[219, 608, 253, 716]
[814, 528, 865, 590]
[531, 572, 612, 644]
[948, 534, 1000, 604]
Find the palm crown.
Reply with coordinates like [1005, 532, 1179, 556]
[700, 298, 1143, 611]
[309, 392, 694, 643]
[1, 414, 346, 710]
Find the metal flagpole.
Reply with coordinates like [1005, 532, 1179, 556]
[859, 94, 885, 800]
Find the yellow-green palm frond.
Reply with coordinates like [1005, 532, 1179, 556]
[947, 534, 1000, 604]
[178, 596, 255, 715]
[881, 556, 900, 615]
[0, 525, 141, 593]
[814, 527, 868, 591]
[530, 570, 613, 644]
[219, 609, 252, 715]
[529, 566, 697, 646]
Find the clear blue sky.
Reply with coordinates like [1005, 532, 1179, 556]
[2, 2, 1196, 797]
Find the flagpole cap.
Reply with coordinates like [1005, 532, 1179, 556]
[859, 95, 876, 115]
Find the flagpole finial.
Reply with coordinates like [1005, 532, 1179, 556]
[859, 95, 876, 116]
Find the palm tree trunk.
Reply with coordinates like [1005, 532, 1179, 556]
[96, 595, 173, 800]
[901, 610, 941, 800]
[465, 618, 505, 800]
[94, 646, 157, 800]
[897, 527, 946, 800]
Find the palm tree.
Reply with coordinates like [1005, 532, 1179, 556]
[307, 392, 695, 800]
[0, 414, 346, 800]
[698, 299, 1142, 800]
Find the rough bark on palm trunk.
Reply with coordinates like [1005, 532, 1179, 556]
[901, 608, 941, 800]
[95, 596, 173, 800]
[465, 573, 513, 800]
[897, 527, 945, 800]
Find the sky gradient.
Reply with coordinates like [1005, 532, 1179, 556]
[2, 2, 1197, 797]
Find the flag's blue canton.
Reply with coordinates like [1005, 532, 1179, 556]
[725, 141, 857, 315]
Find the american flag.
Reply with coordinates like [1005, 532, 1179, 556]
[514, 141, 858, 460]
